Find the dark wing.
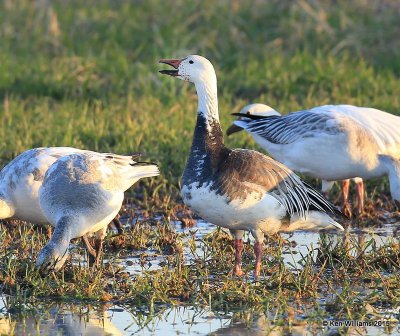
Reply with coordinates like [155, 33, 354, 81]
[103, 152, 143, 162]
[234, 110, 346, 144]
[216, 149, 343, 219]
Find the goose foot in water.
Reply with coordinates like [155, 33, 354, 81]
[341, 180, 353, 218]
[82, 234, 97, 260]
[355, 180, 365, 216]
[82, 229, 106, 267]
[94, 228, 106, 267]
[342, 202, 353, 219]
[254, 242, 263, 280]
[233, 239, 245, 277]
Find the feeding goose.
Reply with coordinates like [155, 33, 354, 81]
[0, 147, 82, 224]
[227, 103, 400, 215]
[0, 147, 126, 244]
[159, 55, 345, 278]
[36, 152, 159, 271]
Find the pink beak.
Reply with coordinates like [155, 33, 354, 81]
[159, 58, 182, 69]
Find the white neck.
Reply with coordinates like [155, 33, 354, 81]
[194, 76, 219, 125]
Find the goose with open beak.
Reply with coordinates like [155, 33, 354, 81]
[160, 56, 345, 279]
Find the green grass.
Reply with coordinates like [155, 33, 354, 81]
[0, 220, 399, 319]
[0, 0, 400, 331]
[1, 0, 400, 190]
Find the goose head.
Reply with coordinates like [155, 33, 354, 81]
[159, 55, 216, 85]
[36, 242, 69, 272]
[227, 103, 281, 136]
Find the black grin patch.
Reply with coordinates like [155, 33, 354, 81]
[159, 69, 178, 76]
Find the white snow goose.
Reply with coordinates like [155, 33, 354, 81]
[0, 147, 82, 224]
[36, 152, 159, 271]
[0, 147, 126, 232]
[159, 55, 345, 278]
[227, 104, 365, 216]
[227, 103, 400, 215]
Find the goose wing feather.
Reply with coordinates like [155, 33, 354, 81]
[45, 152, 159, 193]
[217, 149, 342, 218]
[234, 109, 348, 145]
[329, 105, 400, 156]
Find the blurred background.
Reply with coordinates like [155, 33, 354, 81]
[1, 0, 400, 192]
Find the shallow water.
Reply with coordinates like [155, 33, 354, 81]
[0, 298, 232, 335]
[0, 297, 398, 336]
[2, 220, 399, 335]
[116, 219, 399, 275]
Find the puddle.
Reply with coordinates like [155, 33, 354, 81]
[115, 219, 399, 275]
[0, 297, 231, 335]
[0, 296, 397, 336]
[1, 220, 398, 335]
[108, 220, 217, 275]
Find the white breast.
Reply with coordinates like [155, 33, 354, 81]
[181, 182, 287, 234]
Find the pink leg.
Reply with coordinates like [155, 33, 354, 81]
[355, 181, 364, 215]
[341, 180, 352, 218]
[341, 179, 350, 204]
[82, 234, 97, 259]
[254, 241, 263, 279]
[233, 239, 245, 276]
[94, 227, 107, 267]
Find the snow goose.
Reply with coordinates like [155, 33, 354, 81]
[0, 147, 125, 229]
[0, 147, 83, 224]
[0, 147, 125, 241]
[227, 103, 400, 214]
[227, 104, 365, 215]
[159, 55, 344, 278]
[36, 152, 159, 271]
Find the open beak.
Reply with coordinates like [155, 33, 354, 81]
[226, 124, 244, 136]
[159, 58, 182, 76]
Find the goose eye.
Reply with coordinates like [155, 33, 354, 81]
[189, 60, 194, 64]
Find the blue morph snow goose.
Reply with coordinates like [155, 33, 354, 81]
[227, 103, 400, 214]
[36, 152, 159, 271]
[159, 55, 344, 278]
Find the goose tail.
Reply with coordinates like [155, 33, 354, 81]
[129, 162, 160, 179]
[287, 211, 344, 232]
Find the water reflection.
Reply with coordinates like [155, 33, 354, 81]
[0, 298, 233, 335]
[0, 300, 122, 335]
[0, 298, 397, 336]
